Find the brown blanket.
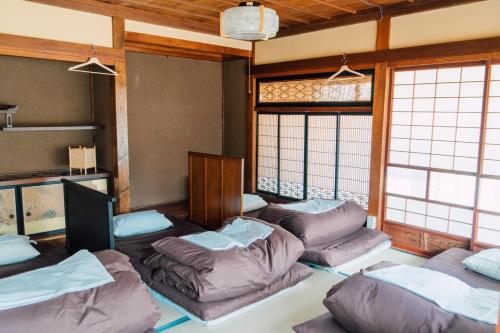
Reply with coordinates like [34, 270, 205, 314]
[144, 219, 305, 302]
[323, 262, 495, 333]
[0, 250, 161, 333]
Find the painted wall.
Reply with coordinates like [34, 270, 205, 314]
[127, 52, 223, 209]
[255, 0, 500, 65]
[125, 20, 252, 51]
[223, 59, 247, 159]
[0, 0, 112, 47]
[0, 55, 95, 174]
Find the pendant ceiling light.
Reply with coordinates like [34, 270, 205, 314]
[220, 1, 279, 41]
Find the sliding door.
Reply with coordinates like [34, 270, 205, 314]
[384, 62, 500, 254]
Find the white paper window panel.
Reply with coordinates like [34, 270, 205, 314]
[427, 203, 450, 219]
[432, 141, 455, 155]
[386, 195, 406, 210]
[406, 212, 426, 228]
[454, 142, 479, 158]
[477, 228, 500, 246]
[409, 153, 430, 167]
[386, 167, 427, 198]
[459, 97, 483, 113]
[448, 221, 472, 238]
[392, 112, 412, 125]
[487, 113, 500, 130]
[415, 69, 437, 84]
[478, 213, 500, 231]
[391, 138, 410, 151]
[394, 71, 415, 85]
[483, 160, 500, 176]
[460, 82, 485, 98]
[490, 81, 500, 97]
[453, 157, 477, 172]
[386, 208, 406, 223]
[412, 113, 434, 126]
[428, 172, 476, 207]
[433, 113, 456, 127]
[393, 99, 413, 112]
[485, 129, 500, 144]
[478, 178, 500, 213]
[488, 97, 500, 112]
[432, 127, 456, 141]
[391, 125, 411, 139]
[430, 155, 454, 170]
[426, 216, 448, 233]
[457, 127, 481, 143]
[484, 145, 500, 159]
[492, 65, 500, 80]
[394, 85, 414, 98]
[437, 68, 461, 83]
[435, 98, 459, 112]
[389, 151, 409, 165]
[414, 84, 436, 98]
[406, 199, 427, 214]
[436, 83, 459, 98]
[450, 207, 474, 224]
[413, 98, 435, 112]
[412, 126, 433, 140]
[461, 66, 485, 82]
[458, 113, 482, 128]
[410, 140, 431, 154]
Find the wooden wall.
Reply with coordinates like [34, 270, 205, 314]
[0, 55, 97, 174]
[126, 51, 223, 209]
[223, 59, 247, 159]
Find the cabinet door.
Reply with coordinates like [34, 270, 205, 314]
[0, 188, 18, 235]
[22, 184, 65, 235]
[77, 179, 108, 194]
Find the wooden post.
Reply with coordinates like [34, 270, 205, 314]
[368, 17, 391, 230]
[245, 42, 257, 193]
[112, 17, 130, 213]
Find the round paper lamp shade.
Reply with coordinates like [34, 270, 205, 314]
[222, 4, 279, 41]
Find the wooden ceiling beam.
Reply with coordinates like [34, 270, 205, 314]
[310, 0, 357, 14]
[359, 0, 381, 7]
[264, 0, 332, 20]
[116, 0, 219, 22]
[161, 0, 221, 14]
[214, 0, 310, 23]
[277, 0, 485, 37]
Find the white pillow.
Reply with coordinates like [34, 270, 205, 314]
[243, 194, 268, 213]
[113, 210, 173, 237]
[0, 235, 40, 265]
[463, 248, 500, 281]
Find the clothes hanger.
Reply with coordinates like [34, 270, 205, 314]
[68, 45, 117, 76]
[326, 54, 365, 82]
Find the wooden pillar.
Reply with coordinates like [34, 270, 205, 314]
[245, 42, 257, 193]
[112, 17, 130, 213]
[368, 17, 391, 230]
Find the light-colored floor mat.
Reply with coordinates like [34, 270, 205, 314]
[154, 248, 427, 332]
[336, 247, 427, 276]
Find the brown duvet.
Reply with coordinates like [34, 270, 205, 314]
[0, 250, 161, 333]
[143, 218, 306, 302]
[294, 261, 495, 333]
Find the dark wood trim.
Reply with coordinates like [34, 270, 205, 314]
[246, 43, 257, 193]
[252, 36, 500, 77]
[255, 106, 373, 113]
[0, 170, 111, 187]
[375, 16, 391, 51]
[124, 32, 251, 59]
[276, 0, 483, 37]
[0, 32, 124, 64]
[1, 125, 103, 132]
[125, 43, 223, 62]
[112, 16, 125, 49]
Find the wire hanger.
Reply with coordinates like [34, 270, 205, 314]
[326, 54, 365, 82]
[68, 45, 117, 76]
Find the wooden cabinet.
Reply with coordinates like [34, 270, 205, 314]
[0, 171, 110, 237]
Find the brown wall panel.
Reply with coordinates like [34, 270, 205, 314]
[126, 52, 222, 208]
[0, 55, 95, 174]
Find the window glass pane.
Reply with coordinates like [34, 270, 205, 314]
[258, 74, 373, 104]
[257, 114, 278, 193]
[307, 115, 337, 200]
[386, 166, 427, 198]
[429, 172, 476, 206]
[337, 115, 372, 208]
[279, 115, 305, 199]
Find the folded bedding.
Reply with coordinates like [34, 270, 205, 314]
[243, 193, 268, 213]
[321, 262, 495, 333]
[293, 313, 348, 333]
[144, 217, 305, 302]
[279, 198, 345, 214]
[364, 264, 499, 325]
[300, 227, 390, 267]
[0, 250, 113, 310]
[258, 201, 368, 248]
[0, 250, 160, 333]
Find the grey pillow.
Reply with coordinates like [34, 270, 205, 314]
[257, 201, 367, 248]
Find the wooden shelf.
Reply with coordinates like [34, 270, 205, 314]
[1, 125, 104, 132]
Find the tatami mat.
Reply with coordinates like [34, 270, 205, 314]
[154, 247, 427, 333]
